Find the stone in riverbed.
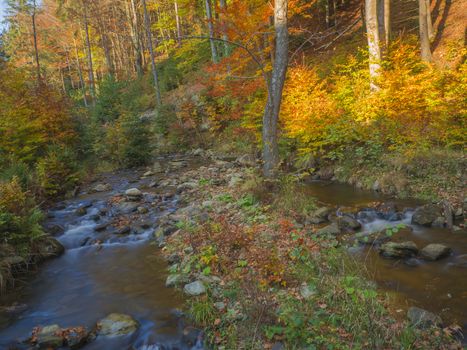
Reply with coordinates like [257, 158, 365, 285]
[35, 324, 63, 349]
[407, 307, 442, 328]
[184, 280, 206, 296]
[379, 241, 418, 259]
[336, 215, 361, 230]
[115, 201, 139, 214]
[125, 188, 143, 200]
[34, 236, 65, 261]
[75, 207, 87, 216]
[96, 313, 139, 337]
[420, 244, 451, 261]
[316, 223, 341, 236]
[307, 207, 331, 224]
[411, 204, 443, 226]
[166, 274, 189, 288]
[92, 183, 112, 193]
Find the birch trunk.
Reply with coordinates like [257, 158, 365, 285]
[174, 0, 182, 46]
[204, 0, 218, 63]
[31, 0, 41, 82]
[365, 0, 381, 91]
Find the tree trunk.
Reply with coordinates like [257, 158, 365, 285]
[83, 1, 96, 103]
[31, 0, 41, 82]
[174, 0, 182, 47]
[365, 0, 381, 91]
[204, 0, 218, 63]
[384, 0, 390, 46]
[419, 0, 432, 62]
[141, 0, 162, 106]
[425, 0, 434, 41]
[128, 0, 143, 76]
[262, 0, 289, 177]
[219, 0, 230, 57]
[73, 37, 88, 107]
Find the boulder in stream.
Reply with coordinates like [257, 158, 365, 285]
[407, 307, 442, 328]
[411, 204, 443, 226]
[379, 241, 418, 259]
[125, 188, 143, 201]
[96, 313, 139, 337]
[34, 236, 65, 261]
[166, 274, 189, 288]
[420, 244, 451, 261]
[35, 324, 63, 349]
[92, 183, 112, 193]
[336, 215, 361, 230]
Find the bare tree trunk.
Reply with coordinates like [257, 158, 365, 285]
[384, 0, 390, 46]
[419, 0, 432, 62]
[73, 37, 88, 107]
[82, 1, 96, 103]
[365, 0, 381, 91]
[142, 0, 162, 106]
[204, 0, 218, 63]
[262, 0, 289, 177]
[219, 0, 229, 57]
[425, 0, 434, 41]
[174, 0, 182, 47]
[128, 0, 143, 76]
[31, 0, 41, 82]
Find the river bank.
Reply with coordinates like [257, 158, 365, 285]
[0, 150, 465, 349]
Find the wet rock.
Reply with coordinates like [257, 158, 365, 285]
[182, 326, 203, 347]
[34, 236, 65, 261]
[125, 188, 143, 200]
[115, 201, 139, 214]
[92, 183, 112, 193]
[43, 223, 65, 235]
[420, 244, 451, 261]
[336, 215, 361, 230]
[404, 257, 422, 267]
[431, 216, 445, 228]
[148, 181, 158, 188]
[379, 241, 418, 259]
[449, 254, 467, 268]
[115, 226, 131, 235]
[411, 204, 443, 226]
[142, 170, 154, 177]
[166, 274, 189, 288]
[184, 280, 206, 296]
[177, 182, 198, 193]
[94, 222, 109, 232]
[75, 207, 87, 216]
[170, 161, 187, 170]
[35, 324, 63, 349]
[316, 223, 341, 236]
[137, 206, 149, 214]
[316, 167, 334, 180]
[307, 207, 331, 224]
[97, 313, 139, 337]
[64, 326, 89, 349]
[376, 202, 398, 220]
[356, 231, 391, 246]
[407, 307, 442, 328]
[192, 148, 205, 157]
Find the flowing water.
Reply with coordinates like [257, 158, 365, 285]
[303, 180, 467, 331]
[0, 167, 200, 349]
[0, 161, 465, 348]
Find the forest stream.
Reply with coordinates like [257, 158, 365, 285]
[0, 154, 465, 349]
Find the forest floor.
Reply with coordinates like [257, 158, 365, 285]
[150, 150, 465, 349]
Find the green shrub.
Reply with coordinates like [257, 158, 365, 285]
[36, 145, 80, 198]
